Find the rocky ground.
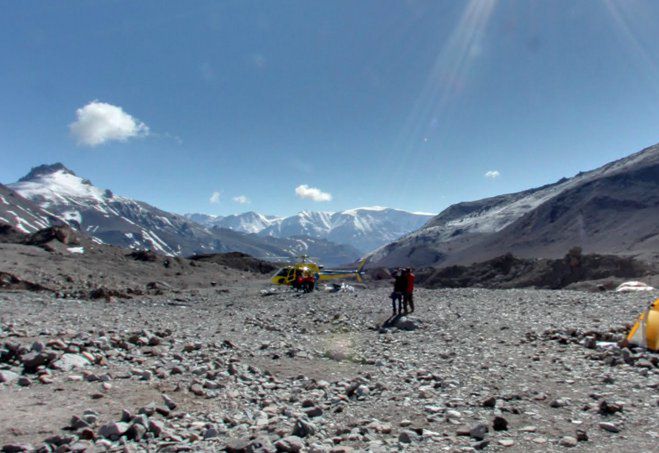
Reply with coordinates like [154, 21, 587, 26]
[1, 284, 658, 452]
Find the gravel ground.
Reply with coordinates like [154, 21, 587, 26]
[1, 285, 658, 452]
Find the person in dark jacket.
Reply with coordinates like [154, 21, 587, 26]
[403, 268, 415, 313]
[391, 269, 406, 315]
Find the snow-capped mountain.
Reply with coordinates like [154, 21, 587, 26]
[186, 211, 281, 234]
[5, 164, 360, 263]
[186, 207, 434, 253]
[367, 143, 659, 267]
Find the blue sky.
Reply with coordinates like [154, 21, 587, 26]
[1, 0, 659, 217]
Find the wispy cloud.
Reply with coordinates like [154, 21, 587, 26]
[295, 184, 332, 202]
[232, 195, 250, 204]
[69, 100, 149, 147]
[484, 170, 500, 179]
[209, 191, 221, 204]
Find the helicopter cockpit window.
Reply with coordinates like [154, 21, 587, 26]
[275, 268, 290, 277]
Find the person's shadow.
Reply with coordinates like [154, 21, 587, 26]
[382, 312, 403, 328]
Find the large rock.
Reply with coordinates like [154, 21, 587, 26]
[98, 422, 130, 440]
[21, 351, 56, 370]
[0, 370, 19, 384]
[52, 353, 91, 371]
[274, 436, 305, 452]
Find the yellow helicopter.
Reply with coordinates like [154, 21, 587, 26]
[271, 255, 366, 287]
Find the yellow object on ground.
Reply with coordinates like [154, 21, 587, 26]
[626, 299, 659, 351]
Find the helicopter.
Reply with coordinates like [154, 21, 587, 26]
[270, 255, 366, 287]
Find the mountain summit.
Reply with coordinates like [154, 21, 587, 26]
[18, 163, 78, 182]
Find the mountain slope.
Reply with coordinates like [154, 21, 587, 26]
[368, 143, 659, 267]
[0, 183, 63, 233]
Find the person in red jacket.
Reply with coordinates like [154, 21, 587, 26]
[403, 268, 415, 313]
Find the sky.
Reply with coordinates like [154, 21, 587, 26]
[2, 0, 659, 217]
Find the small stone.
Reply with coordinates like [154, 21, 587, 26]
[599, 422, 619, 433]
[559, 436, 578, 447]
[203, 427, 219, 439]
[446, 410, 461, 419]
[576, 429, 588, 442]
[225, 437, 251, 453]
[1, 444, 34, 453]
[304, 406, 323, 418]
[550, 398, 568, 408]
[469, 423, 488, 440]
[456, 426, 471, 436]
[16, 377, 31, 387]
[472, 440, 490, 450]
[498, 439, 515, 447]
[126, 423, 146, 441]
[162, 394, 177, 410]
[492, 416, 508, 431]
[481, 396, 497, 408]
[598, 400, 623, 415]
[0, 370, 19, 384]
[274, 436, 305, 452]
[98, 422, 130, 440]
[148, 419, 165, 436]
[292, 419, 316, 437]
[69, 416, 90, 430]
[398, 430, 421, 443]
[190, 383, 205, 396]
[78, 428, 95, 440]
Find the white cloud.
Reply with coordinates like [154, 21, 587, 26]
[484, 170, 500, 179]
[295, 184, 332, 202]
[209, 191, 221, 204]
[232, 195, 250, 204]
[69, 100, 149, 147]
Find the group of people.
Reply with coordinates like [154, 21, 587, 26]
[293, 271, 319, 293]
[391, 268, 415, 315]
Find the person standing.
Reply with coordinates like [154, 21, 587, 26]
[391, 269, 406, 315]
[403, 268, 415, 313]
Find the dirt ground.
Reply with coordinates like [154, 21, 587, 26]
[1, 283, 658, 452]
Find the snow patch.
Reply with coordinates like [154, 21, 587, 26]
[616, 281, 655, 292]
[67, 246, 85, 254]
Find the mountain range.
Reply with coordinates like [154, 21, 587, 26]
[367, 143, 659, 268]
[184, 208, 434, 253]
[3, 141, 657, 270]
[2, 164, 362, 264]
[1, 164, 430, 265]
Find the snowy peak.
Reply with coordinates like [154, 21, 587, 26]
[11, 165, 109, 209]
[214, 211, 279, 234]
[18, 163, 78, 182]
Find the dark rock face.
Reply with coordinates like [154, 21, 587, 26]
[416, 250, 655, 290]
[189, 252, 277, 274]
[127, 250, 159, 262]
[24, 226, 80, 247]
